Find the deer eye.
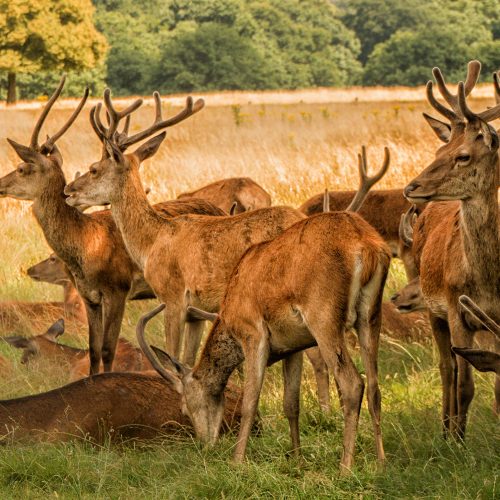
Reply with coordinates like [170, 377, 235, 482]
[89, 167, 97, 176]
[17, 167, 24, 175]
[455, 154, 470, 164]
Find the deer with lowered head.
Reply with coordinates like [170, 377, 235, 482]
[137, 181, 391, 472]
[178, 177, 272, 214]
[404, 61, 500, 436]
[64, 89, 310, 366]
[0, 77, 225, 375]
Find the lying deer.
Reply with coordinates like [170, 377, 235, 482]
[0, 77, 225, 375]
[453, 295, 500, 375]
[3, 318, 153, 381]
[138, 194, 391, 471]
[300, 186, 419, 280]
[64, 90, 308, 366]
[391, 278, 426, 314]
[178, 177, 272, 214]
[404, 61, 500, 436]
[0, 371, 244, 443]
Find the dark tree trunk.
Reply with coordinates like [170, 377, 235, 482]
[7, 72, 16, 105]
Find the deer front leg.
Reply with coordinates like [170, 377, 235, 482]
[101, 291, 127, 372]
[84, 300, 103, 376]
[183, 319, 205, 366]
[305, 347, 331, 413]
[164, 303, 185, 359]
[233, 334, 269, 463]
[282, 352, 303, 458]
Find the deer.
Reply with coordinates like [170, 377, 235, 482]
[137, 186, 392, 471]
[63, 89, 310, 367]
[177, 177, 272, 214]
[0, 77, 226, 376]
[2, 318, 153, 381]
[404, 60, 500, 437]
[0, 371, 245, 444]
[453, 295, 500, 375]
[300, 186, 420, 281]
[390, 278, 426, 313]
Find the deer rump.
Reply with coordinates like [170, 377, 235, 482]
[0, 372, 243, 444]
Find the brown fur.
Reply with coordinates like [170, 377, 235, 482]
[404, 61, 500, 436]
[0, 372, 243, 443]
[178, 177, 272, 214]
[390, 277, 426, 314]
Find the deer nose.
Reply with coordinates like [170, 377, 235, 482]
[404, 182, 420, 198]
[63, 184, 75, 195]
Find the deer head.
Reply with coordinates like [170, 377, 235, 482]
[390, 277, 426, 313]
[3, 319, 65, 364]
[136, 304, 226, 444]
[27, 253, 69, 285]
[64, 90, 204, 207]
[0, 77, 88, 201]
[404, 61, 500, 203]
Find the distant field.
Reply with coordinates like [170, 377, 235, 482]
[0, 87, 498, 498]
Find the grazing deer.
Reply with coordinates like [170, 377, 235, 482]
[0, 371, 244, 443]
[178, 177, 272, 214]
[453, 296, 500, 375]
[138, 195, 392, 471]
[64, 89, 308, 367]
[2, 318, 152, 380]
[404, 61, 500, 436]
[391, 278, 426, 313]
[0, 77, 225, 376]
[300, 188, 419, 280]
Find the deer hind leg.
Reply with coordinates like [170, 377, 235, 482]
[282, 351, 303, 457]
[305, 347, 331, 412]
[84, 300, 103, 376]
[183, 319, 205, 367]
[429, 314, 455, 436]
[233, 330, 269, 463]
[101, 291, 127, 372]
[449, 312, 475, 440]
[355, 263, 387, 466]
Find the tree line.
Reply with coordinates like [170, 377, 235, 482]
[0, 0, 499, 102]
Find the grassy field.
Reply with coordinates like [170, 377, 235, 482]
[0, 87, 498, 498]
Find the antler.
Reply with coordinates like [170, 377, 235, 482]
[29, 75, 89, 153]
[458, 80, 500, 123]
[493, 71, 500, 106]
[399, 205, 418, 248]
[458, 295, 500, 337]
[322, 188, 330, 213]
[346, 146, 390, 212]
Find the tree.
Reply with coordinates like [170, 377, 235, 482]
[0, 0, 107, 103]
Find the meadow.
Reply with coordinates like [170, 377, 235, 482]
[0, 87, 498, 498]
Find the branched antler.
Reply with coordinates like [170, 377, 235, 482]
[458, 295, 500, 337]
[346, 146, 390, 212]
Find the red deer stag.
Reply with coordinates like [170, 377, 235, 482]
[0, 77, 225, 375]
[178, 177, 272, 214]
[0, 371, 244, 443]
[138, 197, 391, 471]
[64, 89, 309, 366]
[404, 61, 500, 436]
[453, 295, 500, 375]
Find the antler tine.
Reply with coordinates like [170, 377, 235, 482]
[399, 205, 417, 248]
[459, 295, 500, 337]
[30, 75, 66, 150]
[458, 81, 478, 122]
[89, 103, 108, 141]
[464, 60, 481, 95]
[40, 87, 90, 154]
[322, 188, 330, 213]
[426, 80, 459, 123]
[494, 72, 500, 105]
[346, 146, 390, 212]
[103, 88, 143, 141]
[119, 94, 205, 149]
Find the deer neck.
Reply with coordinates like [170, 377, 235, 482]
[193, 322, 244, 396]
[459, 166, 500, 290]
[111, 168, 170, 269]
[32, 173, 85, 262]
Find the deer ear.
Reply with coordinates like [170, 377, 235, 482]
[422, 113, 451, 143]
[45, 318, 65, 341]
[7, 139, 46, 164]
[134, 132, 166, 163]
[3, 335, 31, 349]
[104, 140, 125, 164]
[150, 345, 190, 376]
[478, 121, 494, 150]
[452, 347, 500, 374]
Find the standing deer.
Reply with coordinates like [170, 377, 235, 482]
[64, 89, 308, 366]
[0, 77, 225, 375]
[138, 198, 391, 471]
[178, 177, 272, 214]
[404, 61, 500, 436]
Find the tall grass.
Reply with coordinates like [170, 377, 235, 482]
[0, 89, 498, 498]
